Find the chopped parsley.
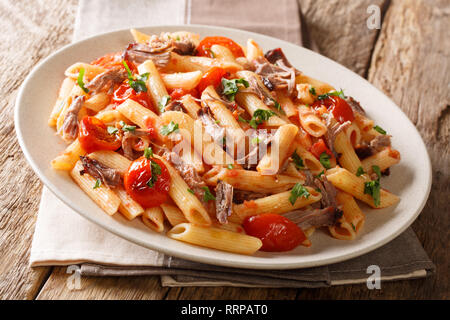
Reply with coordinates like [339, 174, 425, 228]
[289, 183, 310, 205]
[93, 178, 101, 189]
[319, 152, 331, 169]
[77, 68, 89, 93]
[187, 188, 195, 194]
[122, 61, 148, 93]
[271, 98, 283, 113]
[202, 187, 216, 201]
[227, 164, 234, 170]
[251, 137, 260, 145]
[373, 125, 387, 135]
[119, 120, 136, 133]
[372, 165, 381, 180]
[160, 121, 179, 136]
[351, 223, 357, 231]
[292, 150, 305, 169]
[249, 109, 276, 129]
[238, 115, 248, 123]
[364, 179, 381, 207]
[309, 87, 316, 96]
[144, 147, 153, 159]
[318, 89, 346, 100]
[158, 95, 171, 112]
[147, 160, 162, 188]
[222, 78, 249, 101]
[107, 126, 119, 135]
[356, 166, 365, 177]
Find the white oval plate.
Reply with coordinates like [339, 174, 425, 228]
[15, 25, 431, 269]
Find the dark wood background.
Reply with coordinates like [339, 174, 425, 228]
[0, 0, 448, 299]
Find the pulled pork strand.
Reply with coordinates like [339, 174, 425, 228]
[121, 129, 151, 160]
[123, 42, 172, 68]
[61, 95, 85, 142]
[283, 207, 343, 230]
[85, 67, 127, 94]
[79, 156, 121, 188]
[215, 180, 233, 224]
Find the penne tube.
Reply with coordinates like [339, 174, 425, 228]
[167, 223, 262, 255]
[142, 207, 165, 233]
[257, 124, 298, 175]
[361, 148, 401, 173]
[70, 161, 121, 215]
[138, 60, 169, 114]
[231, 187, 321, 223]
[235, 92, 287, 127]
[328, 191, 365, 240]
[161, 71, 202, 90]
[130, 28, 150, 43]
[165, 52, 242, 73]
[204, 167, 305, 193]
[296, 83, 316, 105]
[51, 139, 86, 170]
[211, 221, 245, 234]
[210, 44, 236, 62]
[88, 150, 131, 176]
[94, 108, 129, 124]
[295, 74, 335, 96]
[115, 186, 144, 220]
[64, 62, 106, 80]
[161, 203, 188, 226]
[277, 92, 298, 118]
[245, 39, 264, 61]
[326, 167, 400, 208]
[293, 145, 325, 175]
[83, 92, 110, 112]
[179, 145, 205, 174]
[161, 111, 235, 166]
[154, 155, 212, 226]
[180, 94, 201, 119]
[49, 77, 76, 126]
[298, 105, 327, 137]
[346, 122, 362, 147]
[334, 128, 363, 175]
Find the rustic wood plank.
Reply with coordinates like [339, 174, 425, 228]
[36, 267, 169, 300]
[0, 0, 77, 299]
[297, 0, 449, 299]
[299, 0, 390, 76]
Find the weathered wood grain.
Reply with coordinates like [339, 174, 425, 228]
[36, 267, 169, 300]
[0, 0, 77, 299]
[299, 0, 390, 76]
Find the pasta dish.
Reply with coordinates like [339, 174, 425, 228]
[48, 29, 400, 255]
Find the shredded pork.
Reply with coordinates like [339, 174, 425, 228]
[79, 156, 121, 188]
[215, 180, 233, 224]
[85, 67, 127, 94]
[61, 95, 85, 141]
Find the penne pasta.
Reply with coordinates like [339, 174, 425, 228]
[361, 148, 400, 173]
[160, 71, 202, 90]
[115, 186, 144, 220]
[142, 206, 165, 232]
[138, 60, 169, 114]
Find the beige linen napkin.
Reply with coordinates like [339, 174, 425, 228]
[30, 0, 434, 287]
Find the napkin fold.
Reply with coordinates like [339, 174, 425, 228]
[30, 0, 435, 287]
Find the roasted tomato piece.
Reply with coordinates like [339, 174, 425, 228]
[313, 96, 354, 123]
[196, 67, 228, 94]
[197, 36, 245, 58]
[78, 116, 121, 153]
[124, 157, 170, 208]
[243, 213, 306, 252]
[91, 52, 123, 69]
[112, 83, 155, 112]
[309, 138, 333, 159]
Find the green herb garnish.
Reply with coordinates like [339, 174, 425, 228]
[202, 187, 216, 201]
[93, 179, 101, 189]
[77, 68, 89, 93]
[122, 61, 148, 93]
[372, 165, 381, 180]
[318, 89, 345, 100]
[356, 166, 365, 177]
[364, 179, 381, 207]
[107, 126, 119, 135]
[251, 137, 260, 145]
[249, 109, 276, 129]
[289, 183, 310, 205]
[160, 121, 179, 136]
[227, 164, 234, 170]
[309, 87, 316, 96]
[158, 95, 171, 112]
[187, 188, 195, 194]
[315, 170, 325, 178]
[147, 160, 162, 188]
[319, 152, 331, 169]
[373, 125, 387, 135]
[222, 78, 249, 101]
[119, 120, 136, 133]
[144, 147, 153, 159]
[292, 150, 305, 169]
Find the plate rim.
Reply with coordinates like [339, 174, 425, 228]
[14, 24, 433, 270]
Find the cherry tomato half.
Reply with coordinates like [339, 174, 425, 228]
[309, 138, 333, 159]
[313, 96, 354, 123]
[168, 87, 199, 100]
[243, 213, 306, 252]
[112, 83, 155, 112]
[124, 157, 171, 208]
[197, 36, 245, 58]
[196, 67, 228, 94]
[78, 116, 121, 153]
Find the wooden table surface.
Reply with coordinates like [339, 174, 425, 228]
[0, 0, 448, 300]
